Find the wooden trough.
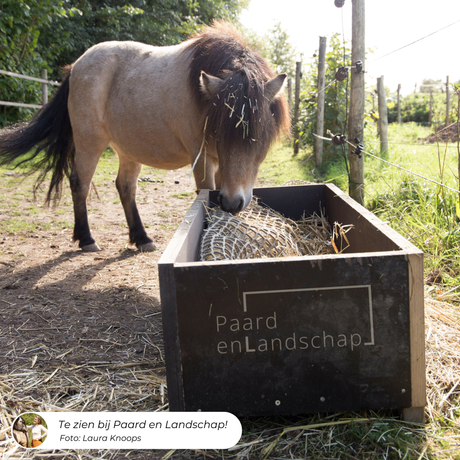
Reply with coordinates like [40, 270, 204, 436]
[158, 184, 425, 422]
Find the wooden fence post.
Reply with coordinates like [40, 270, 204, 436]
[293, 61, 302, 155]
[315, 37, 327, 168]
[429, 90, 433, 127]
[377, 76, 388, 158]
[457, 91, 460, 201]
[348, 0, 365, 205]
[446, 75, 450, 124]
[287, 77, 293, 142]
[41, 69, 48, 105]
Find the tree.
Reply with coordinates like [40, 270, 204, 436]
[39, 0, 250, 78]
[0, 0, 66, 125]
[265, 22, 297, 78]
[419, 78, 443, 94]
[387, 92, 457, 125]
[0, 0, 249, 126]
[297, 34, 351, 157]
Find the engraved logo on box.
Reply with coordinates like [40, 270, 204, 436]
[214, 285, 375, 355]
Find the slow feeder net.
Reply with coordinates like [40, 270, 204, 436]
[200, 199, 349, 261]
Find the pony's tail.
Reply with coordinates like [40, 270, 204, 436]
[0, 66, 74, 203]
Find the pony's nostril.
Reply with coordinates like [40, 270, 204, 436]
[219, 193, 245, 214]
[234, 198, 244, 214]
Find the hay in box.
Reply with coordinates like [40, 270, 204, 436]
[200, 199, 350, 261]
[159, 184, 425, 422]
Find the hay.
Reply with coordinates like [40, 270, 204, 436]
[0, 361, 167, 459]
[424, 296, 460, 422]
[200, 199, 351, 261]
[1, 296, 459, 460]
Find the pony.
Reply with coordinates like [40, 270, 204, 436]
[0, 22, 290, 252]
[12, 417, 29, 448]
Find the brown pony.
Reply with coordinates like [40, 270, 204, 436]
[12, 416, 29, 448]
[0, 22, 290, 252]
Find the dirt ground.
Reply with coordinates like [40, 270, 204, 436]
[0, 162, 198, 459]
[420, 122, 460, 143]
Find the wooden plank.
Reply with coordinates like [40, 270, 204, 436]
[176, 191, 208, 263]
[0, 100, 42, 109]
[315, 37, 327, 168]
[377, 76, 389, 157]
[173, 252, 413, 415]
[293, 61, 302, 155]
[158, 261, 184, 410]
[159, 189, 208, 264]
[158, 190, 210, 409]
[401, 407, 425, 424]
[324, 184, 417, 253]
[0, 69, 60, 86]
[407, 251, 426, 413]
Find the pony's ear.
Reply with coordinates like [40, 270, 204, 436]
[200, 71, 223, 99]
[265, 73, 287, 101]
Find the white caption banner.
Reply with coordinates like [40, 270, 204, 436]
[24, 412, 242, 450]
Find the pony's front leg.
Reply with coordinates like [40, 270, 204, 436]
[116, 156, 155, 252]
[192, 152, 219, 191]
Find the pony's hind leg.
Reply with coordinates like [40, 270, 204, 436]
[116, 155, 155, 252]
[70, 151, 103, 252]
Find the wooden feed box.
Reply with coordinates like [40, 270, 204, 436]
[158, 184, 425, 422]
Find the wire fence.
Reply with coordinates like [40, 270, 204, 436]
[295, 9, 460, 199]
[312, 131, 460, 195]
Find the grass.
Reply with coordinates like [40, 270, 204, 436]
[266, 122, 460, 291]
[363, 122, 460, 289]
[0, 217, 51, 234]
[258, 141, 350, 190]
[170, 191, 194, 199]
[0, 216, 72, 234]
[258, 142, 316, 185]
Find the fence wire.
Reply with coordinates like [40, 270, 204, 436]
[313, 132, 460, 195]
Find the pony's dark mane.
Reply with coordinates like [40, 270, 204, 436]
[187, 22, 290, 152]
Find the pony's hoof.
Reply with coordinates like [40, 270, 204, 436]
[138, 242, 156, 252]
[81, 243, 101, 252]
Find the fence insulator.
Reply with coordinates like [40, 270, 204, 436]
[354, 60, 363, 74]
[334, 0, 345, 7]
[332, 134, 347, 146]
[352, 143, 364, 158]
[335, 67, 349, 82]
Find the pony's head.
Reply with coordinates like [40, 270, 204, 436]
[13, 417, 27, 432]
[189, 22, 290, 213]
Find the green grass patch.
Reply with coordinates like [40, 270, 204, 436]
[170, 192, 194, 199]
[259, 142, 350, 191]
[258, 143, 316, 185]
[364, 123, 460, 287]
[0, 217, 71, 234]
[0, 217, 50, 234]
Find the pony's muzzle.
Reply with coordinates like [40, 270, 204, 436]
[219, 191, 247, 214]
